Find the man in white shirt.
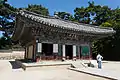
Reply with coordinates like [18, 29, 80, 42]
[96, 54, 103, 69]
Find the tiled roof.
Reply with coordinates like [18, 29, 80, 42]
[18, 10, 115, 35]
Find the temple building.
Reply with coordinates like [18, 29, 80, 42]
[12, 10, 115, 61]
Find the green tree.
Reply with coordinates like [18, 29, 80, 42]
[23, 4, 49, 16]
[73, 1, 120, 60]
[0, 1, 17, 49]
[54, 11, 75, 21]
[74, 7, 91, 24]
[74, 1, 96, 24]
[91, 8, 120, 60]
[0, 3, 49, 49]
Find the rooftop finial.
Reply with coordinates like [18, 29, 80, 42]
[54, 12, 59, 19]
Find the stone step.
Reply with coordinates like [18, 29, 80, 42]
[71, 62, 87, 68]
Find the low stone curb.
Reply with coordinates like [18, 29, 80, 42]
[68, 67, 118, 80]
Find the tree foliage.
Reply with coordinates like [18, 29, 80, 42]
[23, 4, 49, 16]
[73, 1, 120, 60]
[0, 1, 17, 49]
[0, 3, 49, 49]
[54, 11, 75, 21]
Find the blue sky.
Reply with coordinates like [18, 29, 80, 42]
[8, 0, 120, 15]
[1, 0, 120, 37]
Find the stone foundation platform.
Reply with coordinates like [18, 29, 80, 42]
[16, 60, 73, 71]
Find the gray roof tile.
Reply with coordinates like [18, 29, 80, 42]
[18, 10, 115, 35]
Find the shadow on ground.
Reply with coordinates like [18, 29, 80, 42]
[9, 61, 21, 69]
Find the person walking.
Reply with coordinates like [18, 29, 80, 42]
[96, 54, 103, 69]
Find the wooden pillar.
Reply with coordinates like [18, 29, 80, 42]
[78, 45, 81, 59]
[24, 47, 27, 59]
[37, 42, 42, 60]
[73, 45, 76, 61]
[53, 44, 58, 60]
[35, 39, 42, 61]
[90, 46, 92, 59]
[58, 44, 62, 60]
[32, 45, 35, 61]
[33, 38, 37, 61]
[76, 45, 79, 59]
[89, 43, 92, 59]
[62, 45, 66, 61]
[26, 47, 29, 59]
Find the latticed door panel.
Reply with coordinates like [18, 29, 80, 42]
[80, 45, 90, 59]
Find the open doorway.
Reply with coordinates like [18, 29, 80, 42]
[42, 43, 53, 56]
[65, 45, 73, 59]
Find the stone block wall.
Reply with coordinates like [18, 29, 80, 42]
[0, 51, 25, 60]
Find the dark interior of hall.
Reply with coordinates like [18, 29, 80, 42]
[65, 45, 73, 59]
[42, 43, 53, 56]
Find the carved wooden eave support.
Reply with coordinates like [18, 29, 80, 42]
[12, 10, 115, 46]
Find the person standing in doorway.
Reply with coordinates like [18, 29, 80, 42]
[96, 54, 103, 69]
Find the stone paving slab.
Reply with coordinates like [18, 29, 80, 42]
[68, 67, 120, 80]
[0, 68, 108, 80]
[0, 60, 118, 80]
